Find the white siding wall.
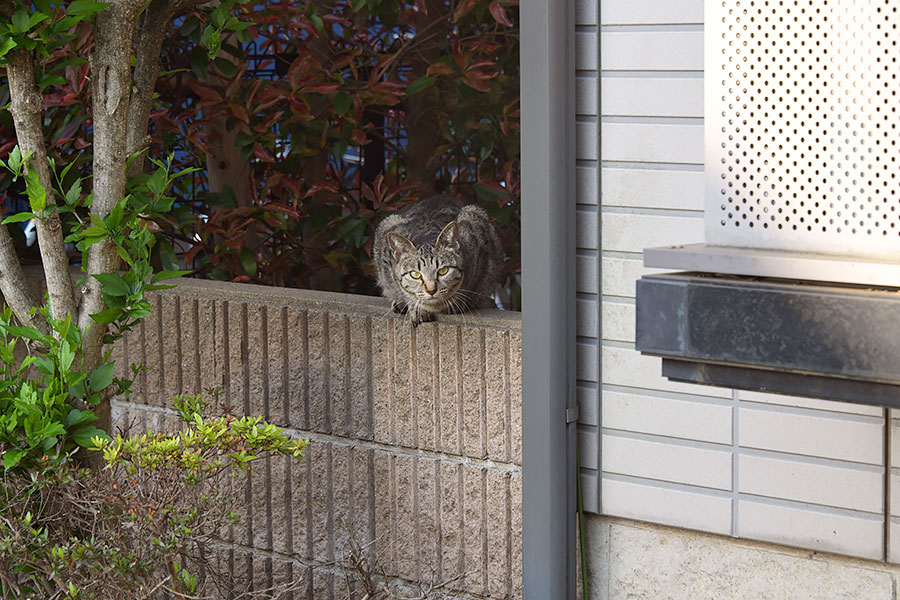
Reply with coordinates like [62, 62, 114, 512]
[580, 0, 895, 562]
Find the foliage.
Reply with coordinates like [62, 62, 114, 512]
[0, 393, 307, 599]
[0, 0, 521, 306]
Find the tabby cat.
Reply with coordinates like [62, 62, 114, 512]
[373, 195, 503, 326]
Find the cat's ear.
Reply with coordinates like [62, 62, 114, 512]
[387, 232, 416, 260]
[435, 221, 459, 251]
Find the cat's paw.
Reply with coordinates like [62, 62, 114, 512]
[391, 299, 409, 314]
[410, 307, 436, 327]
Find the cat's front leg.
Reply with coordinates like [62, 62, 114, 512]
[391, 299, 409, 314]
[409, 305, 436, 327]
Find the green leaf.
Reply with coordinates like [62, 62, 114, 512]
[146, 168, 167, 197]
[93, 273, 131, 297]
[240, 248, 257, 277]
[65, 409, 98, 428]
[65, 178, 82, 206]
[214, 56, 237, 78]
[334, 91, 351, 116]
[89, 307, 120, 325]
[24, 167, 46, 213]
[71, 425, 110, 448]
[0, 38, 17, 60]
[66, 0, 111, 18]
[2, 212, 36, 225]
[2, 449, 23, 470]
[406, 76, 437, 96]
[89, 363, 115, 392]
[4, 325, 52, 346]
[151, 269, 191, 284]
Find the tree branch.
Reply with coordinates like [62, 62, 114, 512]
[79, 0, 146, 372]
[126, 0, 179, 174]
[5, 49, 78, 324]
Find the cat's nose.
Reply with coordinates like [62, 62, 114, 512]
[425, 284, 437, 295]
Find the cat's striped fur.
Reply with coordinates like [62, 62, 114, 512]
[373, 195, 503, 326]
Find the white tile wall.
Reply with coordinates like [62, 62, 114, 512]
[583, 0, 893, 562]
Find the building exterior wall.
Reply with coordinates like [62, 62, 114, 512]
[586, 0, 897, 566]
[110, 279, 522, 599]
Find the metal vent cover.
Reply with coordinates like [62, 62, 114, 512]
[706, 0, 900, 260]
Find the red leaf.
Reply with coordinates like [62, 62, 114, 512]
[489, 1, 513, 26]
[301, 82, 340, 95]
[74, 138, 90, 149]
[426, 63, 455, 76]
[453, 0, 478, 22]
[351, 129, 368, 145]
[253, 144, 275, 162]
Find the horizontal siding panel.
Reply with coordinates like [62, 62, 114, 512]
[601, 0, 703, 25]
[602, 435, 732, 490]
[890, 421, 900, 472]
[602, 167, 704, 210]
[579, 430, 600, 471]
[739, 408, 884, 465]
[603, 345, 731, 399]
[740, 455, 883, 514]
[601, 32, 703, 71]
[602, 477, 732, 535]
[602, 213, 704, 253]
[738, 500, 883, 560]
[601, 256, 665, 298]
[893, 473, 900, 518]
[601, 300, 634, 343]
[601, 123, 703, 164]
[739, 389, 883, 418]
[578, 386, 599, 426]
[892, 522, 900, 564]
[578, 342, 599, 383]
[601, 77, 703, 118]
[602, 390, 732, 445]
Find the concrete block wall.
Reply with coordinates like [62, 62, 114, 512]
[110, 278, 522, 599]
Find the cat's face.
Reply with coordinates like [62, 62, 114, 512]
[388, 221, 463, 311]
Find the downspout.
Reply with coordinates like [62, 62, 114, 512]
[521, 0, 577, 596]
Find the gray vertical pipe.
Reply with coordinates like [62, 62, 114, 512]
[521, 0, 576, 596]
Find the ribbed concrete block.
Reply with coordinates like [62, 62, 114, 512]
[329, 312, 351, 437]
[486, 329, 510, 462]
[270, 453, 292, 555]
[227, 302, 248, 417]
[510, 471, 523, 597]
[143, 296, 163, 407]
[439, 323, 462, 455]
[286, 307, 308, 430]
[372, 316, 393, 443]
[351, 447, 374, 553]
[197, 298, 220, 396]
[266, 306, 288, 426]
[462, 328, 486, 459]
[487, 470, 512, 598]
[440, 462, 464, 587]
[331, 443, 352, 557]
[308, 441, 332, 562]
[416, 458, 439, 583]
[252, 554, 271, 596]
[272, 560, 294, 598]
[395, 453, 418, 580]
[291, 454, 313, 559]
[374, 450, 395, 573]
[350, 315, 373, 439]
[178, 297, 199, 395]
[463, 465, 487, 595]
[307, 311, 329, 433]
[246, 303, 267, 419]
[510, 330, 523, 464]
[393, 321, 415, 448]
[250, 457, 270, 550]
[312, 568, 332, 600]
[414, 325, 438, 451]
[160, 294, 182, 404]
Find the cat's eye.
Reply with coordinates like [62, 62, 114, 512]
[409, 271, 422, 279]
[437, 266, 449, 276]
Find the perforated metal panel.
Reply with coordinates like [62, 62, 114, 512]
[706, 0, 900, 260]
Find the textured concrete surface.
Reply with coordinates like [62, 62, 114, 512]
[583, 516, 900, 600]
[111, 279, 522, 599]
